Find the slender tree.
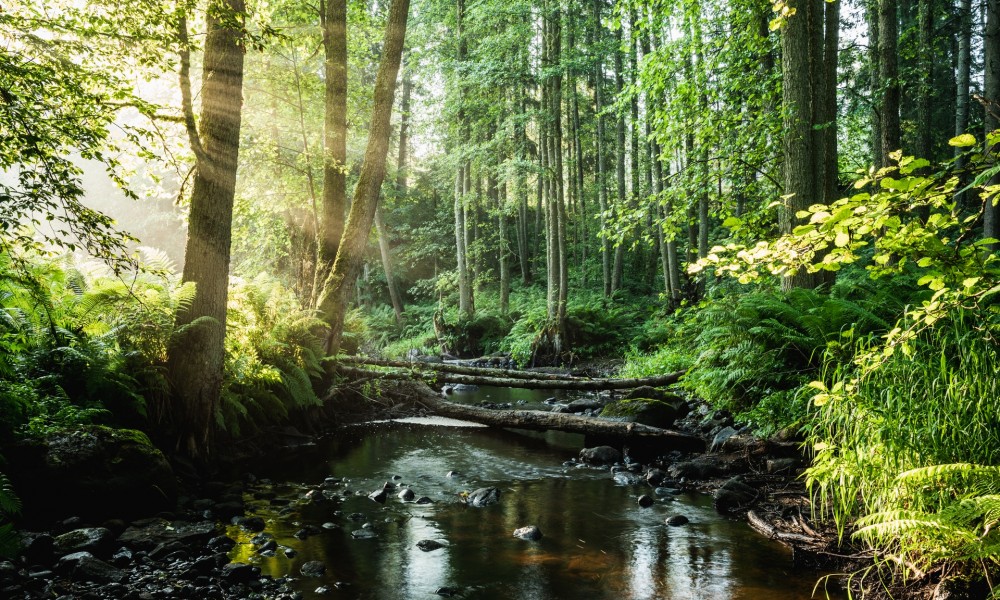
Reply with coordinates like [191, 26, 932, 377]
[167, 0, 246, 457]
[315, 0, 410, 354]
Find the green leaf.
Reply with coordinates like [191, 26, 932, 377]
[949, 133, 977, 147]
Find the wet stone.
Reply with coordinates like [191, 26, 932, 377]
[466, 487, 501, 507]
[398, 488, 415, 501]
[512, 526, 542, 541]
[416, 539, 444, 551]
[351, 529, 377, 540]
[300, 561, 326, 577]
[637, 495, 654, 508]
[666, 515, 690, 527]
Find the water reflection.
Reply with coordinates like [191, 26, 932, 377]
[238, 420, 840, 600]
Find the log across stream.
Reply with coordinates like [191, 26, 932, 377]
[334, 360, 703, 451]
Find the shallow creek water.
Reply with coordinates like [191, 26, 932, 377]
[231, 387, 842, 600]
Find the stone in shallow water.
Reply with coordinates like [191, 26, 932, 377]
[436, 586, 461, 597]
[300, 560, 326, 577]
[368, 489, 388, 503]
[637, 495, 654, 508]
[398, 488, 416, 501]
[512, 526, 543, 541]
[416, 539, 444, 551]
[665, 515, 689, 526]
[466, 487, 501, 507]
[351, 529, 377, 540]
[416, 496, 433, 504]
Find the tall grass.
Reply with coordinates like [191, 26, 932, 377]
[806, 311, 1000, 588]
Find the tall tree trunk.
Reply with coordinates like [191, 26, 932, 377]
[780, 0, 837, 290]
[878, 0, 900, 164]
[594, 0, 611, 296]
[915, 0, 932, 160]
[316, 0, 348, 306]
[955, 0, 972, 208]
[867, 0, 883, 168]
[499, 181, 511, 314]
[315, 0, 410, 355]
[455, 167, 473, 316]
[985, 0, 1000, 242]
[612, 26, 626, 293]
[168, 0, 246, 458]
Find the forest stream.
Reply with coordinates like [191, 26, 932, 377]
[232, 387, 843, 600]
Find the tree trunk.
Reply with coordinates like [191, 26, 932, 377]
[867, 0, 882, 168]
[316, 0, 348, 306]
[985, 0, 1000, 243]
[612, 26, 626, 293]
[497, 178, 511, 314]
[594, 0, 611, 297]
[455, 167, 473, 316]
[336, 364, 686, 390]
[168, 0, 246, 458]
[915, 0, 932, 161]
[315, 0, 410, 354]
[384, 382, 705, 451]
[955, 0, 972, 208]
[781, 0, 836, 290]
[338, 355, 581, 380]
[878, 0, 900, 163]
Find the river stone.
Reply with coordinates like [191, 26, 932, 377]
[451, 384, 479, 393]
[351, 529, 377, 540]
[54, 527, 114, 557]
[467, 487, 501, 507]
[56, 551, 124, 582]
[119, 519, 219, 551]
[416, 496, 434, 504]
[398, 488, 416, 501]
[300, 561, 326, 577]
[237, 516, 266, 532]
[566, 399, 603, 413]
[714, 477, 758, 515]
[20, 532, 54, 565]
[667, 456, 724, 480]
[645, 468, 667, 486]
[221, 562, 259, 583]
[436, 586, 461, 597]
[637, 495, 654, 508]
[710, 426, 739, 452]
[416, 539, 445, 551]
[578, 446, 621, 465]
[513, 526, 543, 541]
[612, 471, 644, 486]
[600, 398, 685, 429]
[2, 426, 177, 522]
[368, 489, 388, 503]
[665, 515, 689, 526]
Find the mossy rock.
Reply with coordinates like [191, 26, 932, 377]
[600, 398, 687, 429]
[4, 425, 177, 522]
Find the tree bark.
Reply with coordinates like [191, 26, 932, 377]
[315, 0, 410, 354]
[382, 381, 705, 450]
[594, 0, 611, 297]
[612, 26, 626, 293]
[168, 0, 246, 458]
[336, 364, 686, 390]
[316, 0, 348, 306]
[878, 0, 900, 164]
[955, 0, 972, 208]
[985, 0, 1000, 243]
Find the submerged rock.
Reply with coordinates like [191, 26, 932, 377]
[637, 495, 654, 508]
[466, 487, 501, 507]
[416, 539, 445, 551]
[300, 561, 326, 577]
[665, 515, 689, 527]
[512, 526, 543, 541]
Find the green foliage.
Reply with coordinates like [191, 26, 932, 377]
[217, 276, 325, 436]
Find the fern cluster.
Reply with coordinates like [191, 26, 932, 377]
[218, 275, 325, 436]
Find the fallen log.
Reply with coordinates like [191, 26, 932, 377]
[334, 364, 685, 390]
[747, 510, 818, 546]
[395, 381, 705, 451]
[337, 356, 580, 381]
